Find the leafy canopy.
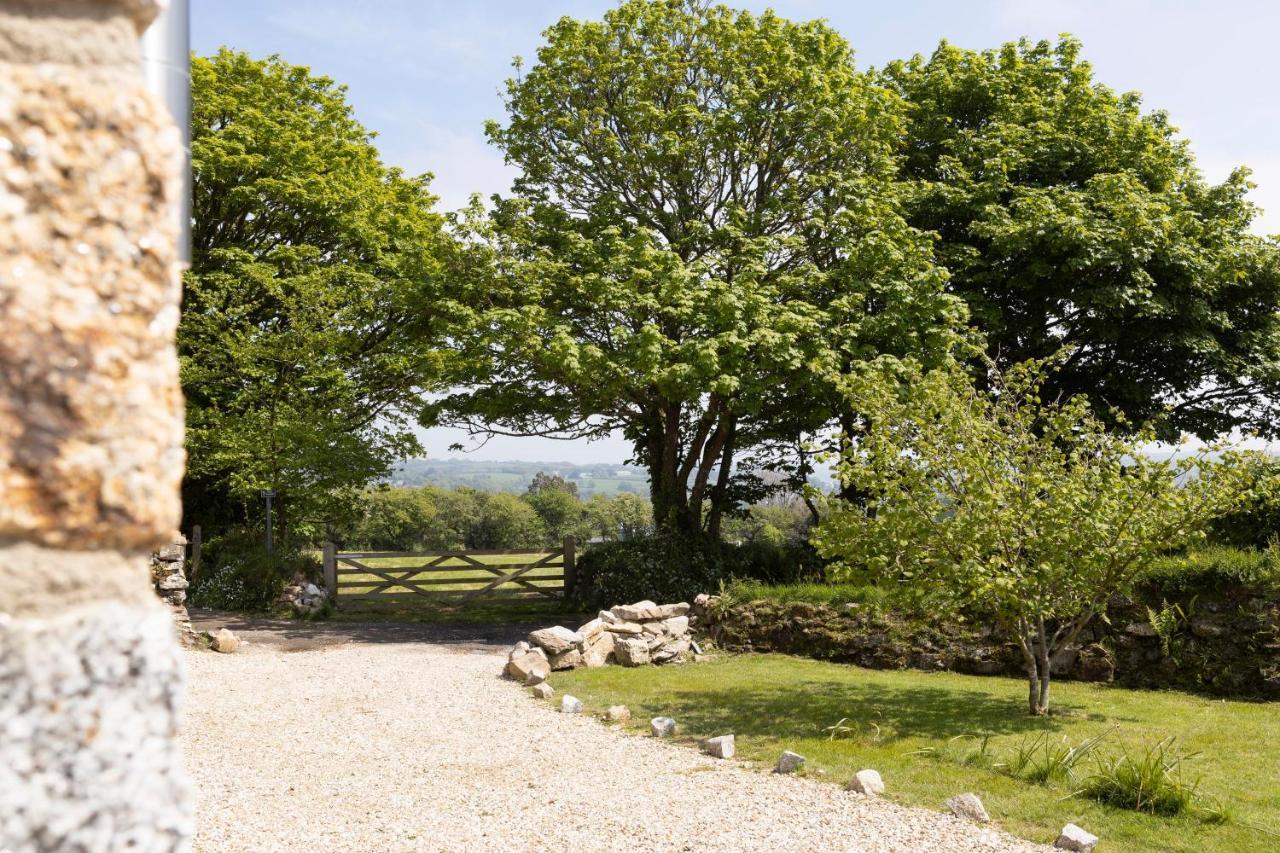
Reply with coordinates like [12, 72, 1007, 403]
[432, 0, 960, 537]
[883, 37, 1280, 439]
[815, 355, 1250, 715]
[183, 49, 464, 531]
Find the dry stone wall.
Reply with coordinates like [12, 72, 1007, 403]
[0, 1, 191, 849]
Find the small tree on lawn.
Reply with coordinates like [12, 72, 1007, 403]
[813, 356, 1250, 716]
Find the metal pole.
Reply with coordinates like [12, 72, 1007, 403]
[141, 0, 191, 264]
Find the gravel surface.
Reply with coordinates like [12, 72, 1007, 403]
[183, 634, 1044, 852]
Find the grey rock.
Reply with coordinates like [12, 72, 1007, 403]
[615, 637, 651, 667]
[560, 695, 584, 714]
[508, 641, 531, 661]
[598, 609, 620, 624]
[212, 628, 239, 654]
[604, 621, 643, 635]
[652, 637, 691, 664]
[303, 583, 323, 598]
[577, 618, 605, 640]
[581, 631, 616, 668]
[660, 615, 689, 637]
[944, 793, 989, 823]
[604, 705, 631, 722]
[528, 626, 583, 655]
[1054, 823, 1098, 852]
[549, 648, 583, 671]
[657, 602, 691, 618]
[156, 543, 185, 562]
[505, 651, 550, 685]
[701, 734, 735, 759]
[612, 600, 663, 622]
[847, 769, 884, 796]
[775, 750, 805, 774]
[530, 682, 554, 699]
[650, 717, 677, 737]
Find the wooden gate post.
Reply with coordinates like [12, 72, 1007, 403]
[322, 541, 336, 604]
[563, 536, 576, 599]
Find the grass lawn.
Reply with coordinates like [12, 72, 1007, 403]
[331, 552, 577, 624]
[553, 653, 1280, 852]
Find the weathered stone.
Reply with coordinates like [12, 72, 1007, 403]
[604, 621, 643, 635]
[650, 717, 677, 737]
[604, 705, 631, 722]
[599, 609, 620, 624]
[645, 632, 668, 651]
[0, 4, 191, 849]
[156, 543, 185, 562]
[613, 600, 664, 622]
[549, 648, 583, 671]
[847, 769, 884, 796]
[581, 631, 616, 668]
[657, 602, 691, 618]
[530, 682, 554, 699]
[1124, 622, 1158, 638]
[156, 572, 188, 591]
[652, 637, 691, 663]
[775, 750, 805, 774]
[615, 637, 651, 667]
[642, 621, 667, 637]
[0, 35, 185, 552]
[528, 625, 583, 655]
[304, 583, 323, 598]
[508, 641, 531, 661]
[505, 651, 550, 685]
[560, 695, 584, 714]
[660, 615, 689, 637]
[212, 628, 240, 654]
[1054, 823, 1098, 852]
[577, 617, 605, 640]
[944, 793, 989, 823]
[701, 734, 735, 759]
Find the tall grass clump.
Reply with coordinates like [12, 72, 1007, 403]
[1082, 737, 1204, 816]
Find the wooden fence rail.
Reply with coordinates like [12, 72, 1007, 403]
[323, 538, 575, 611]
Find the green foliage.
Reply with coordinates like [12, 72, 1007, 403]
[188, 531, 319, 612]
[1083, 739, 1205, 817]
[1142, 546, 1280, 596]
[883, 37, 1280, 439]
[469, 492, 546, 549]
[1007, 730, 1108, 785]
[344, 487, 455, 551]
[815, 355, 1250, 714]
[717, 579, 892, 610]
[183, 49, 465, 532]
[433, 0, 961, 537]
[1209, 457, 1280, 548]
[575, 533, 729, 607]
[523, 487, 583, 546]
[581, 492, 654, 543]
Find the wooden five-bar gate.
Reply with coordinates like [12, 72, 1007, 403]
[322, 538, 575, 611]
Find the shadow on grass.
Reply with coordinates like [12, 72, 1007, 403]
[644, 678, 1095, 742]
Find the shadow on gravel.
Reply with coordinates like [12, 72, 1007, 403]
[189, 608, 547, 653]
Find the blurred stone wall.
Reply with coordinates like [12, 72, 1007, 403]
[0, 0, 191, 849]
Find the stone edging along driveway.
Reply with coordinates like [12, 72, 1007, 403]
[183, 614, 1043, 852]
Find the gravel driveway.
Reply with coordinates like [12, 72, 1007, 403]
[182, 618, 1042, 852]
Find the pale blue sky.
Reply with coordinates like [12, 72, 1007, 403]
[193, 0, 1280, 464]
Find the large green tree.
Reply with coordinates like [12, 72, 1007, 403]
[183, 50, 463, 535]
[431, 0, 959, 538]
[883, 37, 1280, 439]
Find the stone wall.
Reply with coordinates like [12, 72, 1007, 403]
[0, 1, 191, 849]
[697, 589, 1280, 699]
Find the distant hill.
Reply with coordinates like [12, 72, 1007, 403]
[387, 458, 649, 498]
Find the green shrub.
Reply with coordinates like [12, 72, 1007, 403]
[188, 531, 319, 612]
[1141, 546, 1280, 596]
[575, 533, 728, 606]
[1082, 738, 1205, 816]
[726, 539, 825, 585]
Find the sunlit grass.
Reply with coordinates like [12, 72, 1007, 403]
[554, 653, 1280, 852]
